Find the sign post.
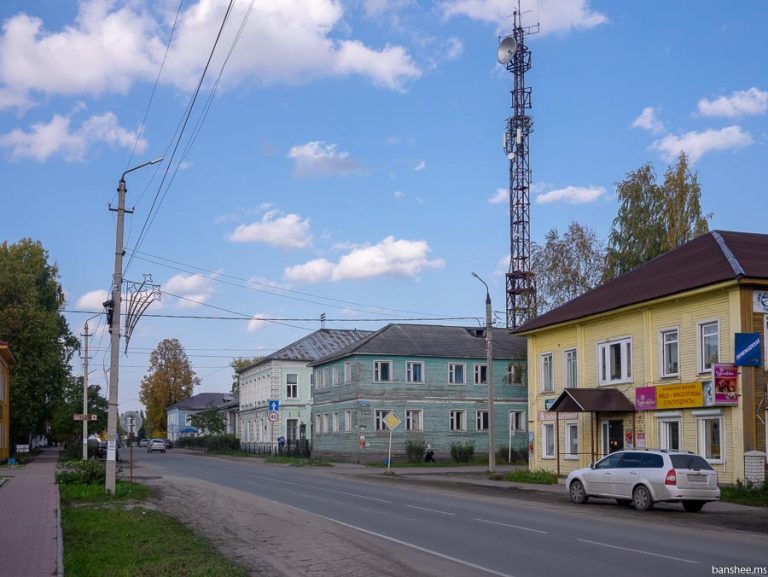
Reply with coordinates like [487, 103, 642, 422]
[384, 413, 401, 474]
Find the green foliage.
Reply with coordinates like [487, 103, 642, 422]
[177, 434, 239, 452]
[504, 469, 559, 484]
[531, 222, 606, 315]
[139, 339, 199, 435]
[56, 459, 106, 485]
[405, 440, 426, 462]
[59, 481, 151, 503]
[189, 406, 226, 435]
[604, 152, 710, 282]
[449, 441, 475, 463]
[0, 239, 79, 443]
[230, 356, 261, 395]
[496, 446, 528, 464]
[50, 380, 108, 445]
[720, 480, 768, 506]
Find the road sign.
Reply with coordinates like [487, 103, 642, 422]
[268, 400, 280, 412]
[268, 411, 279, 423]
[73, 414, 98, 421]
[384, 413, 401, 430]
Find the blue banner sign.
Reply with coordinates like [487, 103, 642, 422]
[735, 333, 761, 367]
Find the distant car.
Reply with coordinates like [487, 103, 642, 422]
[566, 449, 720, 512]
[138, 438, 150, 448]
[163, 439, 173, 449]
[147, 438, 166, 453]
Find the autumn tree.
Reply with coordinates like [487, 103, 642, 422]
[230, 356, 261, 395]
[139, 339, 199, 436]
[531, 222, 606, 315]
[604, 152, 710, 282]
[0, 239, 79, 443]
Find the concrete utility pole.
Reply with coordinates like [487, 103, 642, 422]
[472, 273, 495, 474]
[81, 321, 91, 461]
[105, 158, 162, 494]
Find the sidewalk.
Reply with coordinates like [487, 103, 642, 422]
[0, 447, 62, 577]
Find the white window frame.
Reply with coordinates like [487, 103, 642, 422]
[474, 364, 488, 384]
[374, 361, 392, 383]
[374, 409, 391, 431]
[406, 361, 424, 384]
[509, 410, 525, 433]
[344, 410, 352, 433]
[316, 369, 324, 389]
[542, 423, 555, 459]
[449, 363, 466, 385]
[540, 353, 553, 393]
[332, 366, 339, 386]
[506, 363, 523, 385]
[286, 373, 298, 399]
[697, 320, 720, 374]
[332, 412, 339, 433]
[406, 409, 423, 432]
[655, 412, 682, 451]
[694, 410, 724, 464]
[449, 410, 466, 431]
[322, 414, 329, 434]
[314, 414, 321, 434]
[660, 328, 680, 378]
[564, 349, 577, 389]
[476, 410, 489, 431]
[597, 337, 632, 385]
[344, 361, 352, 384]
[565, 423, 579, 459]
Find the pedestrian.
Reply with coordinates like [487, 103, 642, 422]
[424, 444, 435, 463]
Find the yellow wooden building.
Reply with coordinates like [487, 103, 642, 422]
[0, 340, 15, 462]
[515, 231, 768, 485]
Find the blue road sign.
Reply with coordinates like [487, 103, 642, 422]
[269, 400, 280, 412]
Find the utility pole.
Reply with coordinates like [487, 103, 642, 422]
[81, 321, 91, 461]
[472, 273, 495, 473]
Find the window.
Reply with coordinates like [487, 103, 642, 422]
[509, 411, 525, 432]
[449, 363, 465, 384]
[697, 413, 723, 462]
[185, 414, 192, 426]
[406, 362, 424, 383]
[314, 414, 321, 434]
[698, 321, 719, 373]
[449, 410, 466, 431]
[323, 368, 330, 388]
[564, 349, 577, 388]
[598, 337, 632, 385]
[660, 329, 679, 377]
[286, 373, 298, 399]
[344, 410, 352, 432]
[658, 417, 681, 451]
[344, 361, 352, 384]
[474, 364, 488, 384]
[542, 423, 555, 458]
[506, 363, 524, 385]
[406, 410, 423, 432]
[476, 410, 489, 431]
[540, 353, 553, 392]
[316, 369, 324, 389]
[332, 366, 339, 386]
[332, 412, 339, 433]
[374, 361, 392, 383]
[322, 414, 329, 433]
[565, 423, 578, 458]
[375, 410, 391, 431]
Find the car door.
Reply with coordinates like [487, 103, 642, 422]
[613, 452, 644, 498]
[585, 452, 623, 496]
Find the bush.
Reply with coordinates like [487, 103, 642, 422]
[504, 469, 558, 484]
[496, 447, 529, 464]
[56, 459, 107, 485]
[178, 434, 240, 452]
[450, 442, 475, 463]
[405, 440, 426, 462]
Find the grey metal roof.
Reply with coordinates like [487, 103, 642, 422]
[309, 323, 527, 365]
[241, 329, 373, 371]
[168, 392, 237, 411]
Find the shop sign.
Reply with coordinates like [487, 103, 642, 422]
[634, 382, 704, 411]
[713, 363, 739, 406]
[753, 291, 768, 313]
[735, 333, 761, 367]
[538, 411, 578, 421]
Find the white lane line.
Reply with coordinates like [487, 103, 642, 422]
[405, 505, 455, 516]
[317, 514, 516, 577]
[251, 473, 392, 503]
[578, 539, 699, 564]
[474, 518, 548, 534]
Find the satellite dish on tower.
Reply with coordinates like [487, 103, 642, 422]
[497, 36, 517, 64]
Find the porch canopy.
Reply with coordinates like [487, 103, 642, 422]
[547, 388, 635, 413]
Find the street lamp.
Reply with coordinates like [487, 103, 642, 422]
[81, 313, 101, 460]
[471, 272, 495, 474]
[105, 157, 163, 494]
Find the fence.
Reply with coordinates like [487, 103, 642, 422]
[181, 437, 311, 459]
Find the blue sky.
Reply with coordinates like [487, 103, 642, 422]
[1, 1, 766, 414]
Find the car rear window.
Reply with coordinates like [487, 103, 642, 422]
[670, 454, 713, 471]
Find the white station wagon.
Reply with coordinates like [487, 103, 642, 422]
[566, 449, 720, 512]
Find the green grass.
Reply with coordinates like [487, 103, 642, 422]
[720, 481, 768, 507]
[60, 483, 247, 577]
[503, 469, 559, 484]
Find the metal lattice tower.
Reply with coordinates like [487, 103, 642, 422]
[500, 9, 538, 329]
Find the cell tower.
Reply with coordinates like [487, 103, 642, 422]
[498, 6, 538, 329]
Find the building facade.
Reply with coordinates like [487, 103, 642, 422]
[310, 324, 528, 463]
[166, 392, 238, 442]
[518, 231, 768, 484]
[0, 340, 15, 462]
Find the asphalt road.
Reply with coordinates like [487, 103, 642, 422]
[133, 450, 767, 577]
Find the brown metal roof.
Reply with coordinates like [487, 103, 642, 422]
[515, 230, 768, 334]
[548, 388, 635, 413]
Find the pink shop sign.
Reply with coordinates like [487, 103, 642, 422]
[635, 386, 656, 411]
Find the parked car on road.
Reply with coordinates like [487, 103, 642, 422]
[147, 438, 166, 453]
[163, 439, 173, 449]
[566, 449, 720, 512]
[138, 438, 150, 448]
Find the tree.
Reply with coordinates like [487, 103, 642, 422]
[139, 339, 199, 436]
[229, 357, 261, 395]
[604, 152, 710, 281]
[531, 222, 606, 315]
[189, 406, 226, 436]
[49, 377, 108, 445]
[0, 239, 79, 443]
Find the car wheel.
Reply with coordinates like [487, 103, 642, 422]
[682, 500, 704, 513]
[632, 485, 654, 511]
[569, 480, 589, 504]
[616, 499, 632, 506]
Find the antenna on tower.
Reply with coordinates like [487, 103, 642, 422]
[498, 2, 539, 329]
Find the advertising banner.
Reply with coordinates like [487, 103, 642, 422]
[753, 291, 768, 313]
[713, 363, 739, 406]
[634, 382, 703, 410]
[635, 386, 657, 411]
[735, 332, 761, 367]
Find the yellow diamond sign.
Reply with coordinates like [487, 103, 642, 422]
[384, 413, 401, 430]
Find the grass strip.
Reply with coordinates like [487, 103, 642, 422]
[503, 469, 559, 484]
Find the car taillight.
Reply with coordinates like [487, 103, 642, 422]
[664, 469, 677, 485]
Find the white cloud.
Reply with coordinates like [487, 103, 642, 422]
[247, 314, 267, 333]
[228, 210, 312, 249]
[651, 126, 753, 163]
[535, 185, 606, 205]
[393, 190, 405, 199]
[632, 106, 664, 134]
[0, 112, 145, 161]
[284, 236, 445, 283]
[442, 0, 607, 35]
[288, 141, 366, 178]
[76, 289, 110, 311]
[413, 160, 426, 171]
[332, 40, 421, 91]
[697, 88, 768, 118]
[488, 188, 507, 204]
[163, 274, 214, 308]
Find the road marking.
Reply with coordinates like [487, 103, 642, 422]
[251, 474, 392, 503]
[317, 514, 517, 577]
[577, 539, 699, 564]
[405, 505, 455, 516]
[474, 518, 548, 534]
